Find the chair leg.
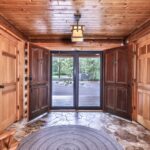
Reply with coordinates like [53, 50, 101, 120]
[7, 135, 13, 149]
[0, 130, 19, 150]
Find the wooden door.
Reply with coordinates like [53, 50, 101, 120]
[0, 31, 18, 132]
[29, 44, 49, 120]
[137, 35, 150, 130]
[104, 47, 131, 119]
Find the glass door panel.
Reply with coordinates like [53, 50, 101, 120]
[52, 54, 74, 107]
[78, 55, 101, 107]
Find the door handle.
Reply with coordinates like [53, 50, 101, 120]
[0, 85, 4, 89]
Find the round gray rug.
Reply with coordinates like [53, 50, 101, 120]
[17, 125, 123, 150]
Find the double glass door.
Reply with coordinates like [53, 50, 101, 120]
[51, 52, 102, 109]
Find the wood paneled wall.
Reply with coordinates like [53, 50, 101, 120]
[128, 21, 150, 129]
[136, 34, 150, 130]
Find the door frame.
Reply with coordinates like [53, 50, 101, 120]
[50, 51, 103, 110]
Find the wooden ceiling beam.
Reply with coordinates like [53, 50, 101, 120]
[0, 15, 27, 40]
[32, 38, 123, 44]
[32, 38, 123, 51]
[29, 34, 124, 43]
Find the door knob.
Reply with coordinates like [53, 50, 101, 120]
[0, 85, 4, 88]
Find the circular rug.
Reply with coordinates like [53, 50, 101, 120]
[17, 125, 123, 150]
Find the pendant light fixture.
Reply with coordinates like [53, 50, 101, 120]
[71, 11, 84, 42]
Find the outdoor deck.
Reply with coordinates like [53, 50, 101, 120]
[52, 81, 101, 107]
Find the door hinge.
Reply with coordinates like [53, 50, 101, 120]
[17, 78, 20, 82]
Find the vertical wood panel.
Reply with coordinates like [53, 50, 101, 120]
[116, 50, 128, 84]
[39, 86, 48, 110]
[105, 50, 116, 83]
[105, 86, 115, 112]
[116, 87, 128, 113]
[137, 92, 143, 116]
[147, 58, 150, 84]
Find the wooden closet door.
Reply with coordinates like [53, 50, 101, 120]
[0, 32, 18, 132]
[137, 36, 150, 130]
[104, 47, 131, 119]
[29, 44, 49, 120]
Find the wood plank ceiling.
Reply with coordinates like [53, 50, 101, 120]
[0, 0, 150, 41]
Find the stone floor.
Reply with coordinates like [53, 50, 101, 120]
[8, 112, 150, 150]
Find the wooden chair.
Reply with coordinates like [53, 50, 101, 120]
[0, 130, 19, 150]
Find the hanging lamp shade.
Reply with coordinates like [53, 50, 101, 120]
[71, 25, 84, 42]
[71, 11, 84, 42]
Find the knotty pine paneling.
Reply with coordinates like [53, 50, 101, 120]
[0, 0, 150, 40]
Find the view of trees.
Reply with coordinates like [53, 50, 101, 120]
[52, 57, 100, 81]
[52, 57, 73, 78]
[80, 58, 100, 81]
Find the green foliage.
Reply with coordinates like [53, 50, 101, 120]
[52, 57, 73, 78]
[80, 58, 100, 81]
[52, 57, 100, 81]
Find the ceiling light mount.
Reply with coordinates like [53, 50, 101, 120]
[74, 11, 81, 25]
